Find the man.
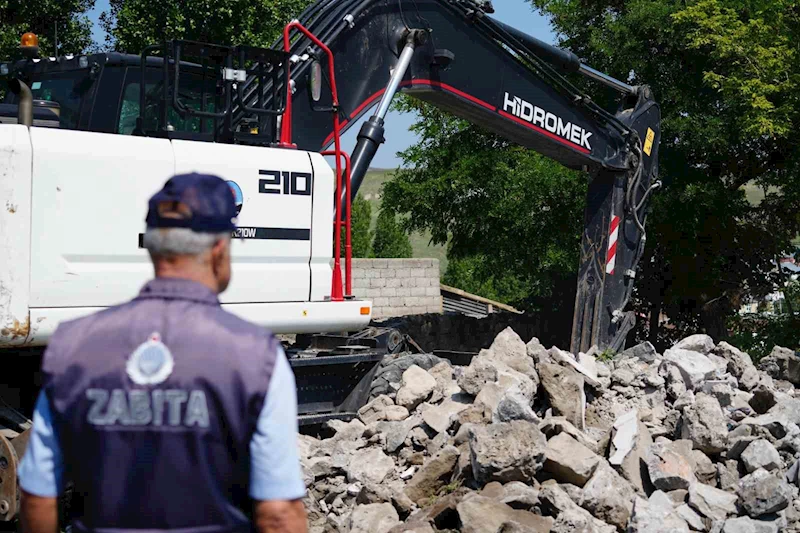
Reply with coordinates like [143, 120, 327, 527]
[17, 172, 308, 533]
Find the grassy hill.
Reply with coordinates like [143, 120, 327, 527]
[361, 168, 449, 270]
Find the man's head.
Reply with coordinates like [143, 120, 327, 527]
[142, 173, 237, 294]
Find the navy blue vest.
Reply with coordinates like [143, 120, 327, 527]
[41, 278, 281, 533]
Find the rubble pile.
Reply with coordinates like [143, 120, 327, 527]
[299, 328, 800, 533]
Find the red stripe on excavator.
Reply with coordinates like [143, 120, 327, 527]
[498, 111, 591, 155]
[323, 80, 494, 147]
[323, 80, 589, 155]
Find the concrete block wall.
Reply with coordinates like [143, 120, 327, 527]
[341, 259, 443, 319]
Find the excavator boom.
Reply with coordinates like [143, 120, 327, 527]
[254, 0, 662, 353]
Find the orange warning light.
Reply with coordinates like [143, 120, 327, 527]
[20, 33, 38, 48]
[360, 307, 371, 316]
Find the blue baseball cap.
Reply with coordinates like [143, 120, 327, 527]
[146, 172, 237, 233]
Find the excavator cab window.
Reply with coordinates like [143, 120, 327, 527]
[118, 68, 217, 135]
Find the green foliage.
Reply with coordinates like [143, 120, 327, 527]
[348, 194, 373, 258]
[383, 96, 587, 313]
[100, 0, 312, 52]
[0, 1, 95, 61]
[597, 348, 616, 362]
[373, 207, 413, 259]
[727, 313, 799, 362]
[512, 0, 800, 346]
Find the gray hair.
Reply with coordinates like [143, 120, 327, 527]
[142, 228, 230, 257]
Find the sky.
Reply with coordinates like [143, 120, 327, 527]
[86, 1, 556, 168]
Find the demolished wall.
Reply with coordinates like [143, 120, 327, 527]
[300, 329, 800, 532]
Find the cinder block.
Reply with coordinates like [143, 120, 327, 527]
[382, 287, 397, 297]
[411, 287, 427, 297]
[353, 277, 369, 289]
[424, 267, 440, 278]
[352, 287, 368, 298]
[351, 268, 365, 279]
[385, 278, 402, 288]
[400, 278, 418, 288]
[405, 296, 422, 307]
[371, 259, 389, 269]
[425, 286, 440, 296]
[395, 268, 411, 278]
[365, 288, 383, 298]
[409, 268, 425, 279]
[373, 297, 390, 307]
[396, 288, 411, 297]
[369, 278, 387, 288]
[380, 268, 397, 279]
[364, 269, 380, 279]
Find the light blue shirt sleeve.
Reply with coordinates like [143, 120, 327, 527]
[249, 345, 306, 501]
[17, 390, 64, 497]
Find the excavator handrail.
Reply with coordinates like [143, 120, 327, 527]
[282, 21, 347, 302]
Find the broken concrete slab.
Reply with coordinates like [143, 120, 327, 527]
[662, 348, 720, 391]
[740, 439, 782, 474]
[580, 464, 636, 530]
[539, 362, 586, 430]
[543, 432, 603, 487]
[681, 393, 728, 455]
[647, 440, 696, 491]
[469, 421, 547, 484]
[737, 468, 792, 517]
[688, 482, 739, 522]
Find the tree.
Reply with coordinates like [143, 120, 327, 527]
[387, 0, 800, 349]
[527, 0, 800, 347]
[347, 194, 373, 258]
[372, 207, 413, 259]
[0, 1, 95, 60]
[382, 97, 587, 314]
[100, 0, 312, 52]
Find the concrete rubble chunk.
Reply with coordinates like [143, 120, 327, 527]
[717, 460, 741, 493]
[469, 421, 547, 484]
[758, 346, 800, 386]
[384, 415, 423, 453]
[527, 336, 551, 365]
[539, 483, 615, 533]
[349, 503, 401, 533]
[647, 441, 696, 491]
[676, 503, 707, 531]
[691, 449, 717, 485]
[500, 482, 540, 510]
[688, 482, 739, 522]
[396, 365, 437, 411]
[358, 395, 410, 425]
[713, 342, 760, 391]
[722, 516, 780, 533]
[458, 356, 499, 396]
[539, 416, 601, 455]
[484, 327, 540, 387]
[674, 334, 716, 354]
[681, 393, 729, 454]
[580, 464, 636, 530]
[404, 445, 460, 505]
[608, 409, 653, 494]
[493, 389, 539, 424]
[740, 439, 782, 473]
[539, 362, 586, 430]
[620, 341, 660, 363]
[662, 348, 720, 390]
[674, 390, 696, 412]
[549, 347, 603, 389]
[456, 495, 554, 533]
[346, 447, 395, 485]
[421, 397, 470, 434]
[737, 468, 792, 517]
[628, 491, 691, 532]
[543, 432, 603, 487]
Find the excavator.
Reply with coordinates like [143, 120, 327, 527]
[0, 0, 661, 520]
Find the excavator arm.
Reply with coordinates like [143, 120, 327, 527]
[251, 0, 662, 353]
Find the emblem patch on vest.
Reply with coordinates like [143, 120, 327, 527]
[126, 332, 175, 385]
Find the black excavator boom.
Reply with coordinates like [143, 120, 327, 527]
[239, 0, 662, 353]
